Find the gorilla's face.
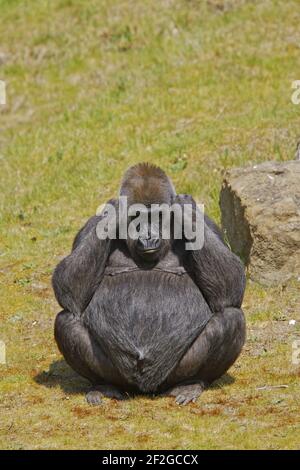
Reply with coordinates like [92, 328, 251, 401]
[119, 162, 176, 265]
[126, 207, 171, 265]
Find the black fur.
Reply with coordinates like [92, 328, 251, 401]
[52, 164, 246, 405]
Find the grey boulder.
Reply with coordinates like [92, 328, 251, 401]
[220, 161, 300, 286]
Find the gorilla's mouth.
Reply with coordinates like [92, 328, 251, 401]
[137, 247, 160, 260]
[139, 248, 159, 255]
[141, 249, 159, 254]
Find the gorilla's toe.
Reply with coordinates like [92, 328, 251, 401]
[166, 383, 205, 405]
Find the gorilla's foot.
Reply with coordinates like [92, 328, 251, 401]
[165, 382, 206, 405]
[86, 384, 127, 405]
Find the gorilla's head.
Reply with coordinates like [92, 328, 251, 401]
[120, 163, 176, 264]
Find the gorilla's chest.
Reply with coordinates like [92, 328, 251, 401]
[84, 271, 212, 392]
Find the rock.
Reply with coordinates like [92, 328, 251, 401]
[0, 51, 8, 65]
[220, 161, 300, 286]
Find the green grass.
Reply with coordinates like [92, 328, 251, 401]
[0, 0, 300, 449]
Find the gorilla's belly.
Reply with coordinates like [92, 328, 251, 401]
[84, 271, 212, 392]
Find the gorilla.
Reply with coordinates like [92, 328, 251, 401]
[52, 163, 246, 405]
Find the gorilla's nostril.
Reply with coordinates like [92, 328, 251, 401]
[137, 237, 160, 252]
[146, 238, 161, 251]
[137, 237, 147, 249]
[153, 238, 160, 248]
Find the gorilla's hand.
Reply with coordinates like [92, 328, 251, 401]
[173, 194, 199, 242]
[96, 198, 120, 239]
[174, 193, 197, 209]
[101, 198, 119, 218]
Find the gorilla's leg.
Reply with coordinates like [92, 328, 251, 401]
[54, 311, 127, 405]
[164, 308, 246, 404]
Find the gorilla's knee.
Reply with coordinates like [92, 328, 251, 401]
[54, 310, 70, 348]
[165, 307, 245, 388]
[54, 310, 125, 386]
[223, 307, 246, 353]
[198, 307, 246, 383]
[54, 311, 98, 382]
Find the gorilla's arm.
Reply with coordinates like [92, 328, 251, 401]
[189, 222, 246, 313]
[52, 205, 115, 316]
[177, 195, 246, 314]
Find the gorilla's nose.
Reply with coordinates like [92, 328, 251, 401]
[137, 236, 161, 252]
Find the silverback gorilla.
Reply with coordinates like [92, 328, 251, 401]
[52, 163, 246, 405]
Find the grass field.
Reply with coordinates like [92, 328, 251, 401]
[0, 0, 299, 449]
